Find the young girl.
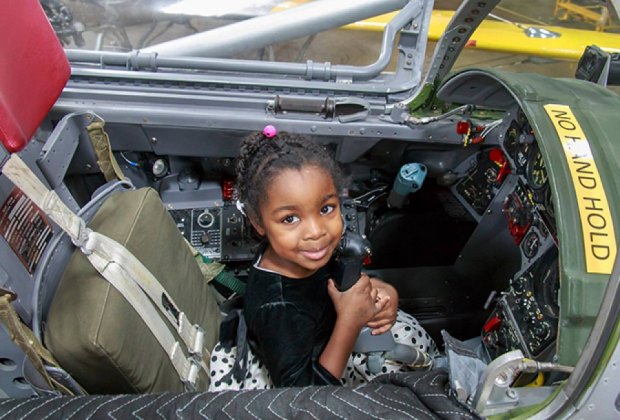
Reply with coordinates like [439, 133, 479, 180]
[209, 128, 437, 390]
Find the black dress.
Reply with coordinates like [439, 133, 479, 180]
[243, 259, 342, 387]
[208, 253, 437, 391]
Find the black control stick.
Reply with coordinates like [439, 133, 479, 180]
[333, 231, 431, 373]
[334, 231, 372, 291]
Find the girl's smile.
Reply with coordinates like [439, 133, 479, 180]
[300, 246, 330, 261]
[252, 165, 343, 278]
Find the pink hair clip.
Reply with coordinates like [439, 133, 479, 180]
[262, 125, 277, 139]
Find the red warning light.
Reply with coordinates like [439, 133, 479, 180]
[456, 120, 471, 135]
[222, 179, 235, 202]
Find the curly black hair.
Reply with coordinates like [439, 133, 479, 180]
[236, 131, 343, 223]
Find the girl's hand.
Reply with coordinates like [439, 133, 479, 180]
[327, 274, 382, 330]
[367, 278, 399, 335]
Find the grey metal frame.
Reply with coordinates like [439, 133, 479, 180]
[144, 0, 409, 59]
[65, 0, 433, 96]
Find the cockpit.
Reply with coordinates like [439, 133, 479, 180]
[1, 0, 619, 418]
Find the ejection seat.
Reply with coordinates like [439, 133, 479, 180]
[0, 0, 220, 397]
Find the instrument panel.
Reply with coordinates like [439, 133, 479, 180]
[169, 205, 259, 262]
[483, 249, 559, 359]
[452, 106, 560, 360]
[454, 149, 507, 217]
[168, 198, 362, 263]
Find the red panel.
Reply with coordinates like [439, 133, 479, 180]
[0, 0, 70, 152]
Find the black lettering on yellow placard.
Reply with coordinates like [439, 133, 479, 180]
[544, 104, 616, 274]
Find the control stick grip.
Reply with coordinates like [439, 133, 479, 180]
[334, 232, 372, 291]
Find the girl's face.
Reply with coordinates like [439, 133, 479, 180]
[252, 165, 343, 278]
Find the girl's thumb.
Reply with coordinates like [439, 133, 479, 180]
[327, 278, 339, 297]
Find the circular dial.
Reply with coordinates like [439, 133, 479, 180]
[522, 231, 540, 259]
[511, 275, 529, 295]
[531, 322, 551, 340]
[526, 144, 548, 190]
[534, 258, 560, 319]
[197, 210, 215, 228]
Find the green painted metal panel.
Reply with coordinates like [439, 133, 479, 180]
[440, 69, 620, 365]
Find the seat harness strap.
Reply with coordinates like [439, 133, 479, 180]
[86, 121, 127, 183]
[0, 293, 77, 395]
[2, 154, 208, 390]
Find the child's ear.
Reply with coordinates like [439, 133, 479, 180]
[249, 216, 265, 236]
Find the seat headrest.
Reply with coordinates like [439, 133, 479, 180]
[0, 0, 70, 153]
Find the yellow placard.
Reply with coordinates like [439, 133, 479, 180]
[544, 104, 617, 274]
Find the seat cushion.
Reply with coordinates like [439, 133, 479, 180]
[45, 188, 221, 394]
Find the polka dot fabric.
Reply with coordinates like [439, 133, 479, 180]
[208, 309, 437, 390]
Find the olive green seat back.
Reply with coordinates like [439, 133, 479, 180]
[45, 188, 221, 394]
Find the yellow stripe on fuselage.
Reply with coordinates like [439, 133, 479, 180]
[272, 3, 620, 60]
[544, 104, 617, 275]
[424, 10, 620, 61]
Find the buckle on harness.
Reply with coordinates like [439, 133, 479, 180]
[171, 341, 202, 392]
[178, 313, 205, 358]
[182, 360, 200, 392]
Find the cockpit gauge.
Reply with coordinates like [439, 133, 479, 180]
[535, 257, 560, 319]
[526, 144, 548, 190]
[484, 248, 559, 359]
[522, 230, 540, 259]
